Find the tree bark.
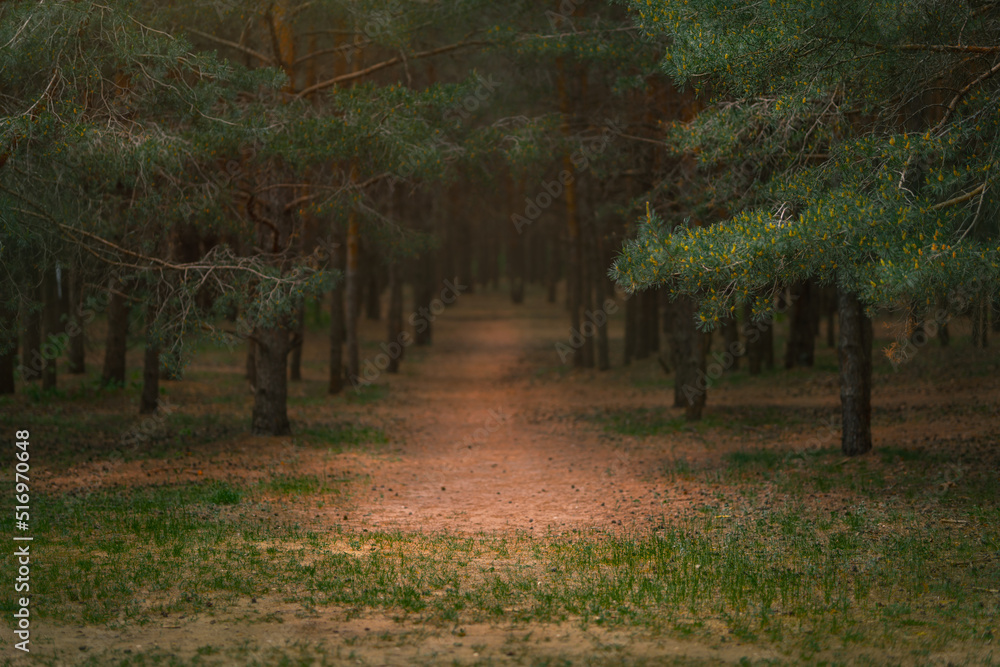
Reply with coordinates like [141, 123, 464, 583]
[66, 268, 86, 374]
[595, 233, 610, 371]
[785, 281, 816, 368]
[720, 315, 740, 372]
[387, 260, 404, 373]
[674, 296, 707, 421]
[41, 268, 59, 390]
[623, 293, 637, 366]
[0, 293, 16, 394]
[22, 283, 41, 382]
[140, 339, 160, 414]
[837, 290, 873, 456]
[101, 288, 130, 388]
[289, 303, 305, 381]
[251, 325, 292, 436]
[345, 205, 361, 380]
[329, 236, 346, 395]
[364, 268, 381, 320]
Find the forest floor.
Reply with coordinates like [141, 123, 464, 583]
[2, 285, 999, 665]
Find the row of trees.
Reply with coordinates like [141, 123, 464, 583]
[4, 0, 998, 456]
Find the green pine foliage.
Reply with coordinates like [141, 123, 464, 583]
[612, 0, 1000, 327]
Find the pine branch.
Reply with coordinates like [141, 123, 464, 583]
[293, 39, 491, 99]
[186, 28, 272, 65]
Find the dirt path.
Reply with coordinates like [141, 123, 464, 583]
[337, 291, 686, 536]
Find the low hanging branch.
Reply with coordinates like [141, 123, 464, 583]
[293, 39, 490, 99]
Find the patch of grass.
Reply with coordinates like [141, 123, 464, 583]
[14, 474, 998, 665]
[296, 423, 389, 449]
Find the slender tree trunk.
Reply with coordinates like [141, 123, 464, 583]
[289, 303, 305, 381]
[743, 302, 763, 376]
[22, 284, 41, 382]
[101, 288, 129, 388]
[140, 338, 160, 414]
[646, 288, 660, 354]
[329, 236, 345, 395]
[387, 261, 403, 373]
[580, 232, 595, 367]
[0, 293, 16, 394]
[251, 326, 292, 436]
[365, 269, 381, 320]
[623, 293, 637, 366]
[595, 234, 610, 371]
[635, 290, 651, 360]
[246, 338, 257, 388]
[415, 249, 434, 346]
[837, 291, 873, 456]
[67, 268, 86, 374]
[824, 286, 837, 348]
[785, 281, 816, 368]
[345, 202, 361, 381]
[41, 268, 59, 390]
[546, 228, 559, 303]
[674, 296, 707, 421]
[721, 315, 740, 372]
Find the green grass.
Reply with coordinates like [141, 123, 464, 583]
[4, 474, 997, 663]
[295, 423, 389, 449]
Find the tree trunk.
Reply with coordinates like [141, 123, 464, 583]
[246, 338, 257, 388]
[0, 294, 16, 394]
[837, 290, 873, 456]
[22, 284, 41, 382]
[140, 339, 160, 414]
[251, 325, 292, 436]
[345, 207, 361, 381]
[635, 290, 651, 361]
[41, 268, 59, 390]
[101, 288, 129, 388]
[289, 303, 305, 381]
[365, 269, 381, 320]
[785, 281, 815, 368]
[721, 315, 740, 372]
[546, 228, 559, 304]
[674, 296, 707, 421]
[387, 261, 404, 373]
[66, 268, 86, 374]
[595, 233, 610, 371]
[579, 233, 595, 367]
[329, 237, 345, 395]
[414, 250, 434, 346]
[646, 288, 660, 354]
[743, 302, 763, 376]
[623, 293, 637, 366]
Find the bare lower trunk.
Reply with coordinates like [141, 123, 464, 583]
[251, 326, 292, 436]
[674, 296, 707, 421]
[623, 293, 637, 366]
[140, 340, 160, 414]
[67, 268, 86, 374]
[721, 315, 740, 372]
[0, 293, 16, 394]
[289, 303, 305, 381]
[329, 241, 345, 395]
[595, 235, 610, 372]
[785, 281, 816, 368]
[345, 215, 360, 380]
[41, 269, 59, 390]
[22, 283, 41, 382]
[837, 290, 873, 456]
[387, 262, 403, 373]
[101, 288, 130, 388]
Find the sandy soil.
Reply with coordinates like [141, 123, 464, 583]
[26, 286, 1000, 665]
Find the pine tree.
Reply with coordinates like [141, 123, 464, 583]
[612, 0, 1000, 455]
